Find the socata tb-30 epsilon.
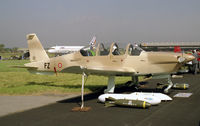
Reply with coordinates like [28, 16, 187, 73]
[19, 33, 194, 108]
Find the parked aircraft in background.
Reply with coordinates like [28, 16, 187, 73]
[48, 36, 96, 54]
[17, 33, 194, 109]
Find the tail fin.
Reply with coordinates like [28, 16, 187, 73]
[27, 33, 49, 62]
[104, 97, 116, 107]
[105, 97, 116, 101]
[89, 36, 96, 48]
[105, 102, 116, 107]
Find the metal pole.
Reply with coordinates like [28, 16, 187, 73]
[81, 72, 86, 109]
[81, 73, 84, 109]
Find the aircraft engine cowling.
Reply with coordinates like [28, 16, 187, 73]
[177, 56, 186, 63]
[177, 54, 195, 63]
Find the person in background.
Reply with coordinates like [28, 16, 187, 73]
[192, 50, 199, 74]
[197, 49, 200, 70]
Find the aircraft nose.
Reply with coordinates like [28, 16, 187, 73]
[98, 95, 106, 103]
[177, 54, 195, 63]
[48, 49, 53, 53]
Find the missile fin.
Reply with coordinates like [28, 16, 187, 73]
[105, 102, 116, 107]
[143, 101, 146, 109]
[105, 97, 116, 101]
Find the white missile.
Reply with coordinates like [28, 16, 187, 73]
[132, 92, 172, 101]
[98, 93, 162, 105]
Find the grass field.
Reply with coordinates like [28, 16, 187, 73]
[0, 52, 23, 59]
[0, 60, 131, 95]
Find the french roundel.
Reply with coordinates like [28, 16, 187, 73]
[58, 63, 62, 68]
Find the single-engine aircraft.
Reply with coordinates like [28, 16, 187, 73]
[19, 33, 194, 109]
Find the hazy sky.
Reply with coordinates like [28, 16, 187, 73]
[0, 0, 200, 48]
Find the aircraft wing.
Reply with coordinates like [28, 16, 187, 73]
[85, 66, 136, 76]
[61, 66, 136, 76]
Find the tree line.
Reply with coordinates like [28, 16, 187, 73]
[0, 44, 18, 53]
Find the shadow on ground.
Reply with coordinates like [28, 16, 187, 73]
[55, 81, 166, 105]
[26, 81, 105, 92]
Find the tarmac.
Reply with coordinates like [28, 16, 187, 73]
[0, 73, 200, 126]
[0, 94, 79, 117]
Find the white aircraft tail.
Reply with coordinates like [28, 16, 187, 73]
[89, 36, 96, 47]
[26, 33, 49, 62]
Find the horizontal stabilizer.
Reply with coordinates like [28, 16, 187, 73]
[27, 33, 49, 62]
[10, 65, 37, 69]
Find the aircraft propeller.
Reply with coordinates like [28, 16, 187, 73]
[177, 50, 186, 63]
